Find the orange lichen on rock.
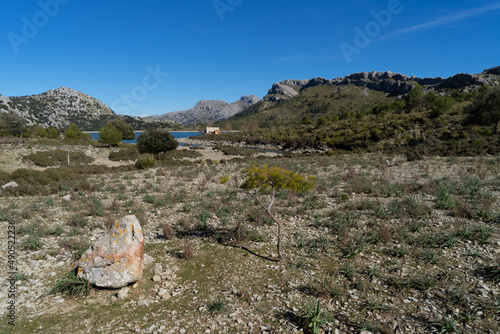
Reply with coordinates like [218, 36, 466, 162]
[77, 215, 144, 289]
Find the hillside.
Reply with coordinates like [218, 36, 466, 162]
[0, 87, 177, 131]
[148, 95, 261, 125]
[197, 67, 500, 156]
[220, 67, 500, 129]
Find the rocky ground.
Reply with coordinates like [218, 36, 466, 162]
[0, 141, 499, 333]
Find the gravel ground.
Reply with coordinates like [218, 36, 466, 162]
[0, 144, 499, 333]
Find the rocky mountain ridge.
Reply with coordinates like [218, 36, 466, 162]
[149, 95, 261, 125]
[264, 66, 500, 102]
[0, 87, 115, 130]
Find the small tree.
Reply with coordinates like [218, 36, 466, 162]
[47, 126, 60, 139]
[137, 129, 178, 158]
[240, 165, 315, 260]
[110, 118, 136, 140]
[64, 123, 83, 139]
[99, 123, 122, 147]
[301, 115, 313, 125]
[0, 111, 26, 138]
[405, 84, 425, 111]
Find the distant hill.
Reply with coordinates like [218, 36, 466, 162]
[0, 87, 176, 131]
[201, 66, 500, 156]
[148, 95, 261, 125]
[221, 67, 500, 129]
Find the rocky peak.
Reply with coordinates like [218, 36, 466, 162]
[263, 67, 500, 102]
[483, 66, 500, 75]
[239, 95, 261, 104]
[150, 95, 261, 125]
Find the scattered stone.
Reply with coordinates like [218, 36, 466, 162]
[137, 299, 151, 307]
[154, 264, 163, 275]
[143, 254, 154, 265]
[153, 275, 162, 282]
[77, 215, 145, 289]
[62, 194, 72, 202]
[117, 287, 129, 299]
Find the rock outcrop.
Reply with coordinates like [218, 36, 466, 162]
[1, 181, 18, 191]
[263, 66, 500, 102]
[77, 215, 145, 289]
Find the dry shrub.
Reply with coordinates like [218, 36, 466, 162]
[344, 166, 357, 180]
[22, 208, 33, 220]
[108, 200, 120, 214]
[234, 222, 248, 244]
[182, 240, 194, 260]
[477, 168, 487, 180]
[454, 202, 474, 219]
[162, 223, 173, 240]
[199, 176, 208, 191]
[380, 225, 391, 243]
[106, 216, 117, 229]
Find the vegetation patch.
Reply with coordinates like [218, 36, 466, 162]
[109, 148, 139, 161]
[25, 149, 94, 167]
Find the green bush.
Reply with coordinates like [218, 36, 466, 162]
[467, 86, 500, 126]
[64, 123, 83, 139]
[135, 154, 157, 169]
[137, 129, 178, 156]
[47, 126, 60, 139]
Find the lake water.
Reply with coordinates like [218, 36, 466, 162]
[89, 131, 200, 144]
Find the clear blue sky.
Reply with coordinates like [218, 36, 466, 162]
[1, 0, 499, 116]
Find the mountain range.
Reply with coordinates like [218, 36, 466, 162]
[220, 66, 500, 128]
[1, 66, 499, 130]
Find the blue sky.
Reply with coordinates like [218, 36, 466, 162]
[1, 0, 500, 116]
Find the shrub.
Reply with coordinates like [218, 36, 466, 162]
[214, 145, 264, 157]
[207, 298, 228, 314]
[162, 223, 174, 239]
[68, 213, 88, 228]
[467, 86, 500, 126]
[137, 129, 178, 157]
[42, 269, 91, 298]
[135, 154, 157, 169]
[182, 240, 194, 259]
[25, 149, 93, 167]
[109, 148, 139, 161]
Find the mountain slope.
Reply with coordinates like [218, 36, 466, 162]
[0, 87, 177, 131]
[0, 87, 115, 130]
[149, 95, 261, 125]
[221, 67, 500, 129]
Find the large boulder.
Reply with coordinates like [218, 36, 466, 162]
[1, 181, 18, 191]
[77, 215, 144, 289]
